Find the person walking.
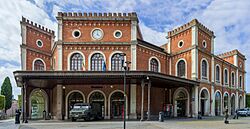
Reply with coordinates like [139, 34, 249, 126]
[224, 106, 229, 124]
[233, 109, 239, 119]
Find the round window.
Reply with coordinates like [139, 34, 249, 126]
[178, 40, 184, 48]
[72, 30, 81, 38]
[113, 30, 122, 38]
[202, 40, 207, 48]
[36, 40, 43, 48]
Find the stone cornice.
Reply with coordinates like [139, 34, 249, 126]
[21, 44, 51, 57]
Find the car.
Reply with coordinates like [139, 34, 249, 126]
[238, 108, 249, 116]
[245, 108, 250, 116]
[69, 103, 103, 122]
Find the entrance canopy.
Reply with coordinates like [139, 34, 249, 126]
[14, 71, 199, 88]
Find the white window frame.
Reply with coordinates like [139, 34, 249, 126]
[215, 64, 221, 84]
[113, 30, 123, 39]
[224, 68, 229, 86]
[67, 51, 85, 71]
[202, 40, 207, 48]
[231, 71, 235, 87]
[200, 58, 209, 81]
[148, 56, 161, 72]
[72, 29, 81, 38]
[239, 75, 242, 89]
[175, 58, 187, 78]
[178, 40, 184, 48]
[32, 58, 46, 70]
[36, 39, 43, 48]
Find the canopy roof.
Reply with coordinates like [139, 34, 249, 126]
[14, 71, 199, 89]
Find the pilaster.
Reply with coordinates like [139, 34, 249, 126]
[129, 84, 137, 119]
[58, 45, 63, 70]
[192, 86, 199, 117]
[131, 20, 137, 70]
[211, 85, 215, 116]
[56, 84, 63, 119]
[21, 48, 26, 70]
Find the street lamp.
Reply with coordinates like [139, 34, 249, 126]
[120, 53, 131, 129]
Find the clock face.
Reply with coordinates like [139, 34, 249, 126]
[92, 29, 103, 40]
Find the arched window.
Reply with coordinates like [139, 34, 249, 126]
[111, 53, 124, 71]
[239, 75, 242, 88]
[201, 60, 208, 80]
[231, 72, 235, 86]
[216, 65, 220, 83]
[91, 53, 104, 71]
[224, 93, 229, 108]
[177, 60, 186, 77]
[224, 69, 228, 85]
[70, 53, 83, 71]
[150, 58, 159, 72]
[34, 59, 45, 71]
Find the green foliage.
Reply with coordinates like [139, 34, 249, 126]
[246, 94, 250, 108]
[0, 77, 13, 110]
[0, 95, 5, 110]
[18, 95, 22, 109]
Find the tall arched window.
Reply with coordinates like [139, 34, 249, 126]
[91, 53, 104, 71]
[231, 72, 235, 86]
[34, 59, 45, 71]
[216, 65, 220, 83]
[224, 69, 228, 85]
[177, 60, 186, 77]
[150, 58, 159, 72]
[70, 53, 83, 71]
[239, 75, 242, 88]
[111, 53, 124, 71]
[201, 60, 208, 80]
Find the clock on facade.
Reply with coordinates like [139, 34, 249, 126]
[91, 28, 104, 40]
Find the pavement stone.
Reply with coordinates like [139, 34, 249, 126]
[15, 117, 250, 129]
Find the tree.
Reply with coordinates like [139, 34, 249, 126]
[18, 95, 22, 109]
[246, 93, 250, 108]
[0, 95, 5, 110]
[0, 77, 13, 110]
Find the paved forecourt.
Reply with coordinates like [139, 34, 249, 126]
[19, 117, 250, 129]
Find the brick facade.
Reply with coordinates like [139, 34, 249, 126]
[19, 12, 246, 120]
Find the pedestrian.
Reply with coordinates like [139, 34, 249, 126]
[233, 109, 239, 119]
[224, 106, 229, 124]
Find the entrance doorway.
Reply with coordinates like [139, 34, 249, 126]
[200, 89, 209, 116]
[215, 91, 221, 116]
[110, 92, 124, 119]
[231, 95, 235, 115]
[89, 91, 105, 118]
[29, 89, 48, 119]
[176, 91, 187, 117]
[67, 92, 84, 118]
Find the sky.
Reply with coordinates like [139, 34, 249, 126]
[0, 0, 250, 99]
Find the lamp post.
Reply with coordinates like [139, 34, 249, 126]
[62, 86, 66, 120]
[120, 53, 131, 129]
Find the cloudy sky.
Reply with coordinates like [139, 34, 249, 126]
[0, 0, 250, 99]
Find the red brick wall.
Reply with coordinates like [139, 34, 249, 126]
[198, 30, 211, 52]
[26, 49, 51, 70]
[198, 51, 212, 81]
[171, 51, 192, 79]
[26, 26, 52, 53]
[62, 21, 131, 43]
[136, 46, 167, 73]
[170, 28, 192, 54]
[62, 45, 131, 71]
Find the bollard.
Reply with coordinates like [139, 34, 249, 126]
[43, 110, 46, 120]
[159, 111, 164, 122]
[15, 109, 20, 124]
